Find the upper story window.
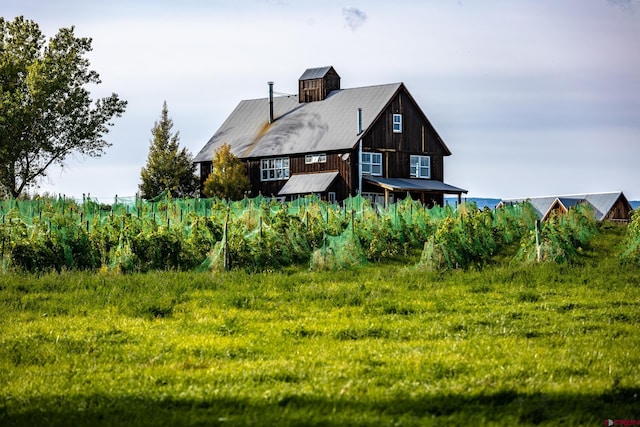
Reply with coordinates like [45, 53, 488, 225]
[305, 153, 327, 164]
[410, 155, 430, 179]
[261, 157, 289, 181]
[362, 152, 382, 176]
[393, 114, 402, 133]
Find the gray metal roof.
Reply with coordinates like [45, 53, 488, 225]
[500, 192, 629, 221]
[299, 66, 334, 81]
[557, 197, 586, 209]
[365, 177, 468, 194]
[194, 83, 403, 162]
[277, 171, 339, 196]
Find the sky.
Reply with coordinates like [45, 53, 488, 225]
[4, 0, 640, 201]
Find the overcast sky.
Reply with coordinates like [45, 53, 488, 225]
[4, 0, 640, 201]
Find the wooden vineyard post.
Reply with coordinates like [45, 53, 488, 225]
[351, 209, 355, 232]
[535, 219, 542, 262]
[223, 213, 230, 271]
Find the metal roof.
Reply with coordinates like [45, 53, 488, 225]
[194, 83, 403, 162]
[500, 192, 629, 221]
[365, 177, 467, 194]
[557, 197, 586, 209]
[299, 66, 334, 81]
[277, 171, 339, 196]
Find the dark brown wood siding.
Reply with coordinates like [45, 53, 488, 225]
[199, 148, 357, 201]
[198, 162, 212, 197]
[362, 87, 448, 181]
[604, 196, 633, 222]
[298, 68, 341, 103]
[245, 150, 354, 200]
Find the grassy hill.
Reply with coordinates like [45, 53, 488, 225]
[0, 224, 638, 426]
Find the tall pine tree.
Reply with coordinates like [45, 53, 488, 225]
[139, 102, 198, 199]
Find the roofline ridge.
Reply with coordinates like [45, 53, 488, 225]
[237, 82, 402, 102]
[504, 190, 623, 200]
[341, 82, 403, 90]
[240, 93, 298, 102]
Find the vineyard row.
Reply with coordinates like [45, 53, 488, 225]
[1, 194, 637, 273]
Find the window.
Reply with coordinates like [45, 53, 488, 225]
[410, 155, 430, 179]
[362, 192, 392, 206]
[305, 153, 327, 164]
[393, 114, 402, 133]
[361, 152, 382, 176]
[260, 157, 289, 181]
[328, 192, 337, 204]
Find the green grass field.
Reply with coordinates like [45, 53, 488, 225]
[0, 224, 639, 426]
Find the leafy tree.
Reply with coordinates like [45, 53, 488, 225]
[0, 16, 127, 198]
[203, 143, 251, 200]
[139, 101, 198, 199]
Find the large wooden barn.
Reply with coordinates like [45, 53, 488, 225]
[499, 192, 633, 222]
[193, 66, 466, 207]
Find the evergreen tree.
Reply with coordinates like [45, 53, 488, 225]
[203, 143, 251, 200]
[139, 102, 198, 199]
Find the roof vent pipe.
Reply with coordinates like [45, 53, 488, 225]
[268, 81, 274, 124]
[357, 108, 363, 135]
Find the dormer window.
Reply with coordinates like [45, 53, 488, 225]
[393, 114, 402, 133]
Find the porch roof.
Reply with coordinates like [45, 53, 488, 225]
[277, 171, 339, 196]
[364, 177, 467, 194]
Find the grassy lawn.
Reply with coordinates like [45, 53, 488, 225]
[0, 224, 638, 426]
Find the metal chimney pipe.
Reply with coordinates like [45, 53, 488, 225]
[357, 108, 363, 135]
[268, 81, 274, 124]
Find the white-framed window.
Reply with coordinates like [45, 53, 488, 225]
[410, 155, 430, 179]
[305, 153, 327, 164]
[393, 114, 402, 133]
[361, 152, 382, 176]
[260, 157, 289, 181]
[328, 192, 336, 204]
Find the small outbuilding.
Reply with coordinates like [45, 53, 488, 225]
[499, 191, 633, 222]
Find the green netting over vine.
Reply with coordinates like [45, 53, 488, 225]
[309, 222, 366, 271]
[0, 193, 606, 273]
[515, 203, 598, 264]
[620, 210, 640, 266]
[417, 202, 539, 270]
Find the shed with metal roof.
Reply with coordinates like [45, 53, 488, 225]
[499, 192, 633, 222]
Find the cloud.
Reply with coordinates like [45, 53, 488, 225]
[606, 0, 639, 13]
[342, 7, 367, 31]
